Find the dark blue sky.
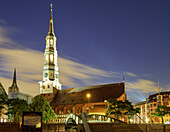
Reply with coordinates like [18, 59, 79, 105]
[0, 0, 170, 103]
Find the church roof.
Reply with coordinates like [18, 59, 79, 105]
[50, 82, 125, 106]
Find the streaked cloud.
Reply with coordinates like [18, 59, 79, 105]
[0, 24, 119, 96]
[126, 79, 158, 93]
[126, 72, 139, 77]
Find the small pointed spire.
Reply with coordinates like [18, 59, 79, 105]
[9, 68, 19, 92]
[49, 3, 54, 34]
[12, 68, 17, 86]
[123, 74, 125, 84]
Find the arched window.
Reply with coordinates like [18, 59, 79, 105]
[50, 39, 53, 46]
[46, 39, 49, 46]
[46, 55, 48, 61]
[50, 54, 53, 62]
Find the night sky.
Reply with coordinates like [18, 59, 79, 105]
[0, 0, 170, 103]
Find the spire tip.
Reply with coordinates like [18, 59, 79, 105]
[50, 3, 53, 12]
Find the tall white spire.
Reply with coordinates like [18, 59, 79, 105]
[39, 3, 62, 94]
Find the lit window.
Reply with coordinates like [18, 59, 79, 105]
[50, 39, 53, 45]
[47, 39, 49, 46]
[50, 54, 53, 62]
[46, 55, 48, 61]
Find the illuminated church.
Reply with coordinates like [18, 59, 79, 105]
[40, 4, 127, 116]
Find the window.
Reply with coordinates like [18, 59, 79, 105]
[46, 39, 49, 46]
[46, 55, 48, 61]
[154, 104, 156, 107]
[50, 54, 53, 62]
[50, 39, 53, 46]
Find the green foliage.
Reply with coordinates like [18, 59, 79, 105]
[150, 105, 170, 124]
[106, 99, 140, 122]
[0, 94, 8, 111]
[0, 94, 29, 122]
[7, 98, 28, 122]
[29, 95, 57, 122]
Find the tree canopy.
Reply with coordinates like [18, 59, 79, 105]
[0, 94, 28, 122]
[150, 105, 170, 124]
[106, 99, 140, 123]
[8, 98, 28, 122]
[29, 95, 57, 122]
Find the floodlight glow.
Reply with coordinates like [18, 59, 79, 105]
[87, 93, 91, 98]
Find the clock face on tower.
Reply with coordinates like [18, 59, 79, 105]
[55, 74, 58, 79]
[44, 73, 48, 77]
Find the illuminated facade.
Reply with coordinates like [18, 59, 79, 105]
[39, 4, 61, 94]
[134, 91, 170, 124]
[50, 83, 126, 116]
[40, 5, 127, 123]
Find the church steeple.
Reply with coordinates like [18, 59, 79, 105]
[12, 68, 17, 86]
[39, 3, 62, 94]
[48, 3, 54, 34]
[9, 68, 19, 93]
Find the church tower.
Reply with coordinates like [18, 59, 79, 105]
[39, 4, 62, 94]
[8, 68, 19, 93]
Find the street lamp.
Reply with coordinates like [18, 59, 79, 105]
[104, 100, 107, 115]
[86, 93, 91, 114]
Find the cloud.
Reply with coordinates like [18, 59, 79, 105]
[126, 72, 139, 77]
[0, 24, 119, 96]
[126, 79, 158, 93]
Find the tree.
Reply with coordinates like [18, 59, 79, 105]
[106, 99, 124, 119]
[106, 99, 140, 123]
[29, 95, 57, 122]
[150, 105, 170, 124]
[7, 98, 28, 122]
[0, 94, 29, 122]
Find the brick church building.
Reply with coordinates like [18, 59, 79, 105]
[40, 4, 127, 116]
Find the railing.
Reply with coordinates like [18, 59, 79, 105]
[49, 113, 126, 125]
[85, 114, 124, 123]
[49, 113, 83, 124]
[134, 114, 155, 132]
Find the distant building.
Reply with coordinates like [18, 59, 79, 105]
[8, 69, 32, 104]
[134, 91, 170, 124]
[40, 4, 127, 122]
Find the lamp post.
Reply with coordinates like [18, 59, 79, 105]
[86, 93, 91, 114]
[104, 100, 107, 115]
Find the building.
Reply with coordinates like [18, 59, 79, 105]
[134, 91, 170, 124]
[50, 83, 126, 116]
[0, 83, 8, 122]
[39, 4, 62, 96]
[8, 69, 32, 104]
[40, 4, 127, 120]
